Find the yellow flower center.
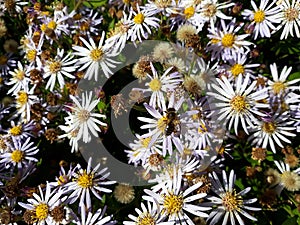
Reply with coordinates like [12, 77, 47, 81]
[203, 3, 217, 17]
[40, 24, 47, 32]
[57, 175, 68, 185]
[163, 193, 184, 215]
[77, 109, 90, 123]
[0, 55, 8, 65]
[77, 170, 94, 188]
[141, 137, 151, 148]
[221, 34, 235, 48]
[272, 81, 286, 95]
[49, 60, 61, 73]
[17, 91, 28, 105]
[262, 122, 276, 134]
[26, 50, 37, 62]
[137, 213, 156, 225]
[198, 121, 208, 134]
[15, 70, 25, 81]
[157, 116, 168, 132]
[90, 48, 104, 61]
[11, 150, 24, 163]
[184, 6, 195, 19]
[9, 125, 22, 136]
[35, 203, 49, 220]
[134, 13, 145, 24]
[47, 20, 56, 30]
[254, 10, 265, 23]
[222, 190, 243, 211]
[148, 78, 162, 91]
[123, 0, 130, 4]
[230, 95, 249, 113]
[284, 8, 299, 21]
[231, 64, 245, 77]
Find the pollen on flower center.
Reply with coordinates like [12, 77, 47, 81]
[221, 34, 235, 48]
[77, 170, 94, 188]
[90, 48, 104, 61]
[272, 81, 286, 94]
[230, 95, 249, 113]
[35, 203, 49, 220]
[77, 109, 90, 122]
[26, 50, 37, 62]
[184, 6, 195, 19]
[9, 125, 22, 136]
[17, 91, 28, 105]
[149, 78, 162, 91]
[134, 13, 145, 24]
[0, 55, 8, 65]
[222, 191, 242, 211]
[163, 193, 184, 215]
[47, 20, 57, 30]
[254, 10, 265, 23]
[49, 61, 61, 73]
[137, 213, 156, 225]
[141, 137, 151, 148]
[284, 8, 299, 21]
[15, 70, 25, 80]
[262, 122, 276, 134]
[157, 116, 168, 132]
[203, 4, 217, 17]
[231, 64, 245, 77]
[11, 149, 24, 163]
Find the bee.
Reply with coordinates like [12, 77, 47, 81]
[165, 107, 181, 136]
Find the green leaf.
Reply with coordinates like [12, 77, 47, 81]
[83, 0, 107, 8]
[282, 217, 297, 225]
[97, 101, 107, 112]
[287, 72, 300, 81]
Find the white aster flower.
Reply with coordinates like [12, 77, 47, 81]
[128, 4, 160, 42]
[123, 201, 173, 225]
[207, 74, 268, 135]
[242, 0, 281, 39]
[19, 184, 63, 225]
[0, 137, 39, 169]
[7, 61, 30, 95]
[72, 32, 119, 80]
[248, 110, 296, 153]
[43, 48, 77, 91]
[206, 19, 254, 62]
[268, 62, 300, 95]
[207, 170, 261, 225]
[143, 169, 210, 224]
[75, 206, 115, 225]
[62, 91, 107, 143]
[275, 0, 300, 39]
[64, 157, 115, 213]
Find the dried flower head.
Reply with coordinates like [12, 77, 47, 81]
[285, 154, 299, 169]
[110, 93, 127, 118]
[177, 24, 197, 43]
[113, 183, 135, 204]
[251, 148, 267, 162]
[259, 189, 277, 208]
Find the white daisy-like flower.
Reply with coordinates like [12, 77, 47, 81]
[206, 19, 254, 61]
[268, 62, 300, 95]
[207, 170, 261, 225]
[64, 157, 116, 213]
[14, 84, 39, 122]
[0, 0, 27, 14]
[6, 61, 30, 95]
[18, 184, 63, 225]
[248, 110, 296, 153]
[135, 63, 183, 109]
[200, 0, 235, 30]
[72, 32, 119, 80]
[43, 48, 77, 91]
[274, 160, 300, 193]
[62, 91, 107, 143]
[143, 168, 211, 224]
[207, 74, 268, 135]
[128, 4, 160, 42]
[242, 0, 281, 39]
[6, 120, 35, 141]
[275, 0, 300, 39]
[123, 201, 173, 225]
[0, 137, 39, 169]
[75, 206, 115, 225]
